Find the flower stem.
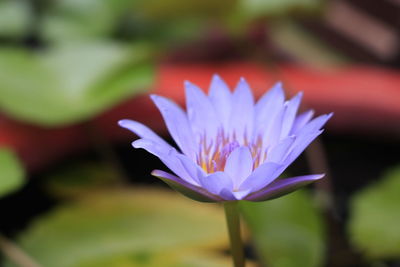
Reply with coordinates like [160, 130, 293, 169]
[223, 201, 245, 267]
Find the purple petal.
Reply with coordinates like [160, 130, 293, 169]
[267, 136, 295, 163]
[185, 81, 220, 141]
[152, 170, 221, 202]
[150, 95, 196, 158]
[280, 130, 323, 173]
[118, 119, 172, 148]
[229, 78, 254, 143]
[175, 153, 206, 185]
[219, 188, 238, 201]
[232, 189, 252, 200]
[239, 162, 282, 192]
[245, 174, 324, 201]
[199, 171, 233, 195]
[254, 82, 285, 139]
[290, 110, 314, 135]
[133, 139, 198, 185]
[224, 146, 253, 188]
[208, 74, 232, 129]
[262, 105, 286, 148]
[299, 113, 333, 136]
[280, 92, 303, 139]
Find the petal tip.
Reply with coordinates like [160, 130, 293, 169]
[212, 74, 222, 81]
[118, 119, 129, 127]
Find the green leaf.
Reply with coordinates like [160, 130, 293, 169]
[240, 190, 325, 267]
[0, 148, 25, 197]
[42, 0, 133, 42]
[348, 166, 400, 259]
[5, 188, 231, 267]
[0, 42, 154, 126]
[0, 0, 30, 38]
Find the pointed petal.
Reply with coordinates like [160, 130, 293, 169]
[118, 119, 171, 148]
[245, 174, 324, 201]
[290, 110, 314, 134]
[176, 153, 206, 185]
[224, 146, 253, 188]
[267, 136, 296, 163]
[229, 78, 254, 142]
[209, 74, 232, 129]
[299, 113, 333, 136]
[133, 139, 198, 185]
[152, 170, 221, 202]
[281, 113, 333, 167]
[280, 92, 303, 139]
[185, 81, 220, 140]
[254, 82, 285, 139]
[262, 105, 286, 148]
[281, 130, 323, 172]
[239, 162, 282, 192]
[199, 171, 233, 195]
[150, 95, 196, 158]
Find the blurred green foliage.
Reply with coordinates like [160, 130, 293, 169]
[44, 161, 120, 198]
[239, 0, 323, 17]
[240, 190, 325, 267]
[349, 166, 400, 259]
[0, 0, 324, 126]
[5, 189, 230, 267]
[0, 0, 30, 39]
[0, 42, 153, 126]
[0, 148, 25, 197]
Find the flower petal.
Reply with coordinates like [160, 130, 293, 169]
[229, 78, 254, 143]
[175, 153, 206, 185]
[239, 162, 282, 192]
[232, 189, 252, 200]
[299, 113, 333, 136]
[262, 105, 286, 148]
[118, 119, 171, 148]
[254, 82, 285, 139]
[199, 171, 233, 195]
[152, 170, 221, 202]
[185, 81, 220, 141]
[280, 92, 303, 139]
[282, 113, 332, 165]
[150, 94, 196, 158]
[267, 136, 296, 163]
[208, 74, 232, 129]
[245, 174, 324, 201]
[290, 110, 314, 135]
[219, 189, 238, 201]
[224, 146, 253, 188]
[132, 139, 198, 185]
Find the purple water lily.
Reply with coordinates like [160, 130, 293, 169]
[119, 75, 332, 202]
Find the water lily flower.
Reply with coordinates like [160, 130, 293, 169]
[119, 75, 332, 202]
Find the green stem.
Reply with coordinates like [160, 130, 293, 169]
[223, 201, 245, 267]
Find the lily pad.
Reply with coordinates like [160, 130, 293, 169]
[240, 190, 325, 267]
[0, 42, 154, 126]
[348, 166, 400, 259]
[4, 188, 230, 267]
[0, 148, 25, 198]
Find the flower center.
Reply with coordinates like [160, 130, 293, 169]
[196, 130, 266, 173]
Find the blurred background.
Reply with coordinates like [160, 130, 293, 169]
[0, 0, 399, 266]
